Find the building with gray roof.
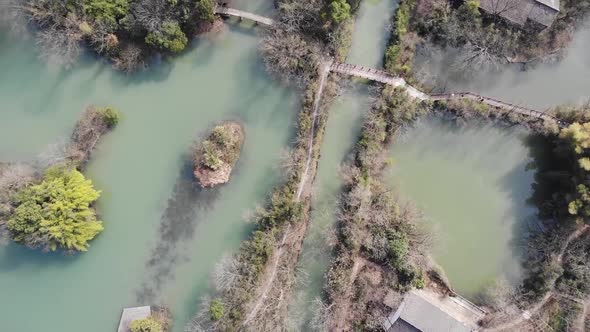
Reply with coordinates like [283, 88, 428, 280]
[479, 0, 560, 28]
[382, 290, 485, 332]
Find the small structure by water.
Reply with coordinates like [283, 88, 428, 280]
[479, 0, 559, 29]
[382, 289, 484, 332]
[117, 306, 151, 332]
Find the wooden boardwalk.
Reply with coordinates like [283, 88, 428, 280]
[215, 7, 275, 26]
[213, 8, 566, 127]
[431, 92, 564, 126]
[331, 62, 429, 100]
[330, 62, 566, 127]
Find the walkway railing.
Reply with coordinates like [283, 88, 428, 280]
[214, 8, 567, 127]
[214, 6, 275, 26]
[331, 62, 567, 127]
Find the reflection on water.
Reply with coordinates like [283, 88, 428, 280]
[0, 12, 297, 332]
[415, 26, 590, 108]
[137, 156, 220, 304]
[388, 116, 538, 298]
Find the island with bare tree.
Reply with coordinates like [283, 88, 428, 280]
[193, 121, 245, 188]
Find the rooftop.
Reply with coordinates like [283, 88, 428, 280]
[383, 290, 484, 332]
[117, 306, 151, 332]
[479, 0, 560, 27]
[535, 0, 560, 11]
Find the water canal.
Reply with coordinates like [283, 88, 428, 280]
[1, 0, 589, 330]
[0, 2, 298, 330]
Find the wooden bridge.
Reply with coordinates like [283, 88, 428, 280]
[214, 6, 275, 26]
[213, 8, 566, 127]
[330, 62, 566, 127]
[331, 62, 429, 100]
[431, 92, 564, 125]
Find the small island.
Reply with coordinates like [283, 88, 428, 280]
[193, 122, 245, 188]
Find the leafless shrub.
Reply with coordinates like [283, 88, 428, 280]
[259, 27, 321, 85]
[114, 43, 147, 74]
[484, 0, 521, 16]
[309, 297, 333, 332]
[213, 254, 243, 292]
[278, 148, 300, 179]
[36, 16, 83, 68]
[185, 296, 216, 332]
[276, 0, 323, 34]
[90, 21, 119, 54]
[36, 139, 72, 170]
[70, 106, 111, 165]
[131, 0, 171, 32]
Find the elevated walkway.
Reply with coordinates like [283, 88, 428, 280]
[215, 6, 275, 26]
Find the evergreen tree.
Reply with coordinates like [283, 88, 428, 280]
[7, 167, 104, 252]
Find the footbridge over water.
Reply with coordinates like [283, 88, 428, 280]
[214, 6, 275, 26]
[331, 62, 566, 127]
[215, 8, 567, 128]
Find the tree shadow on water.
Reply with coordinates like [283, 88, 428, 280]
[0, 242, 76, 273]
[136, 154, 221, 303]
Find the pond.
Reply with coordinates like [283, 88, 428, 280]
[0, 2, 298, 331]
[387, 116, 537, 298]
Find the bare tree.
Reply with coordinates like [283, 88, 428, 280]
[213, 254, 243, 292]
[0, 163, 35, 195]
[483, 0, 522, 16]
[131, 0, 171, 32]
[36, 15, 83, 68]
[36, 139, 72, 170]
[114, 43, 146, 74]
[185, 296, 217, 332]
[277, 0, 323, 34]
[309, 297, 333, 332]
[90, 21, 119, 54]
[259, 27, 321, 85]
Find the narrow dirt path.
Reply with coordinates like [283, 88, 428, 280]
[242, 224, 291, 327]
[575, 297, 590, 332]
[484, 225, 589, 331]
[331, 256, 367, 331]
[295, 60, 332, 201]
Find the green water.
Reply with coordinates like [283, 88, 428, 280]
[287, 0, 398, 327]
[287, 87, 367, 329]
[347, 0, 398, 67]
[388, 117, 536, 298]
[0, 10, 298, 332]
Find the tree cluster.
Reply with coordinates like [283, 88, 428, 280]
[19, 0, 215, 70]
[413, 0, 519, 72]
[7, 167, 104, 252]
[322, 89, 431, 330]
[259, 0, 360, 84]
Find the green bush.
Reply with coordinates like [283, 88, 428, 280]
[84, 0, 130, 27]
[209, 299, 225, 321]
[329, 0, 351, 23]
[195, 0, 215, 23]
[202, 141, 223, 170]
[99, 106, 121, 127]
[7, 167, 104, 252]
[145, 21, 188, 53]
[130, 317, 163, 332]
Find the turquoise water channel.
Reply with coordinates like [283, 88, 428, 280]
[0, 3, 298, 330]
